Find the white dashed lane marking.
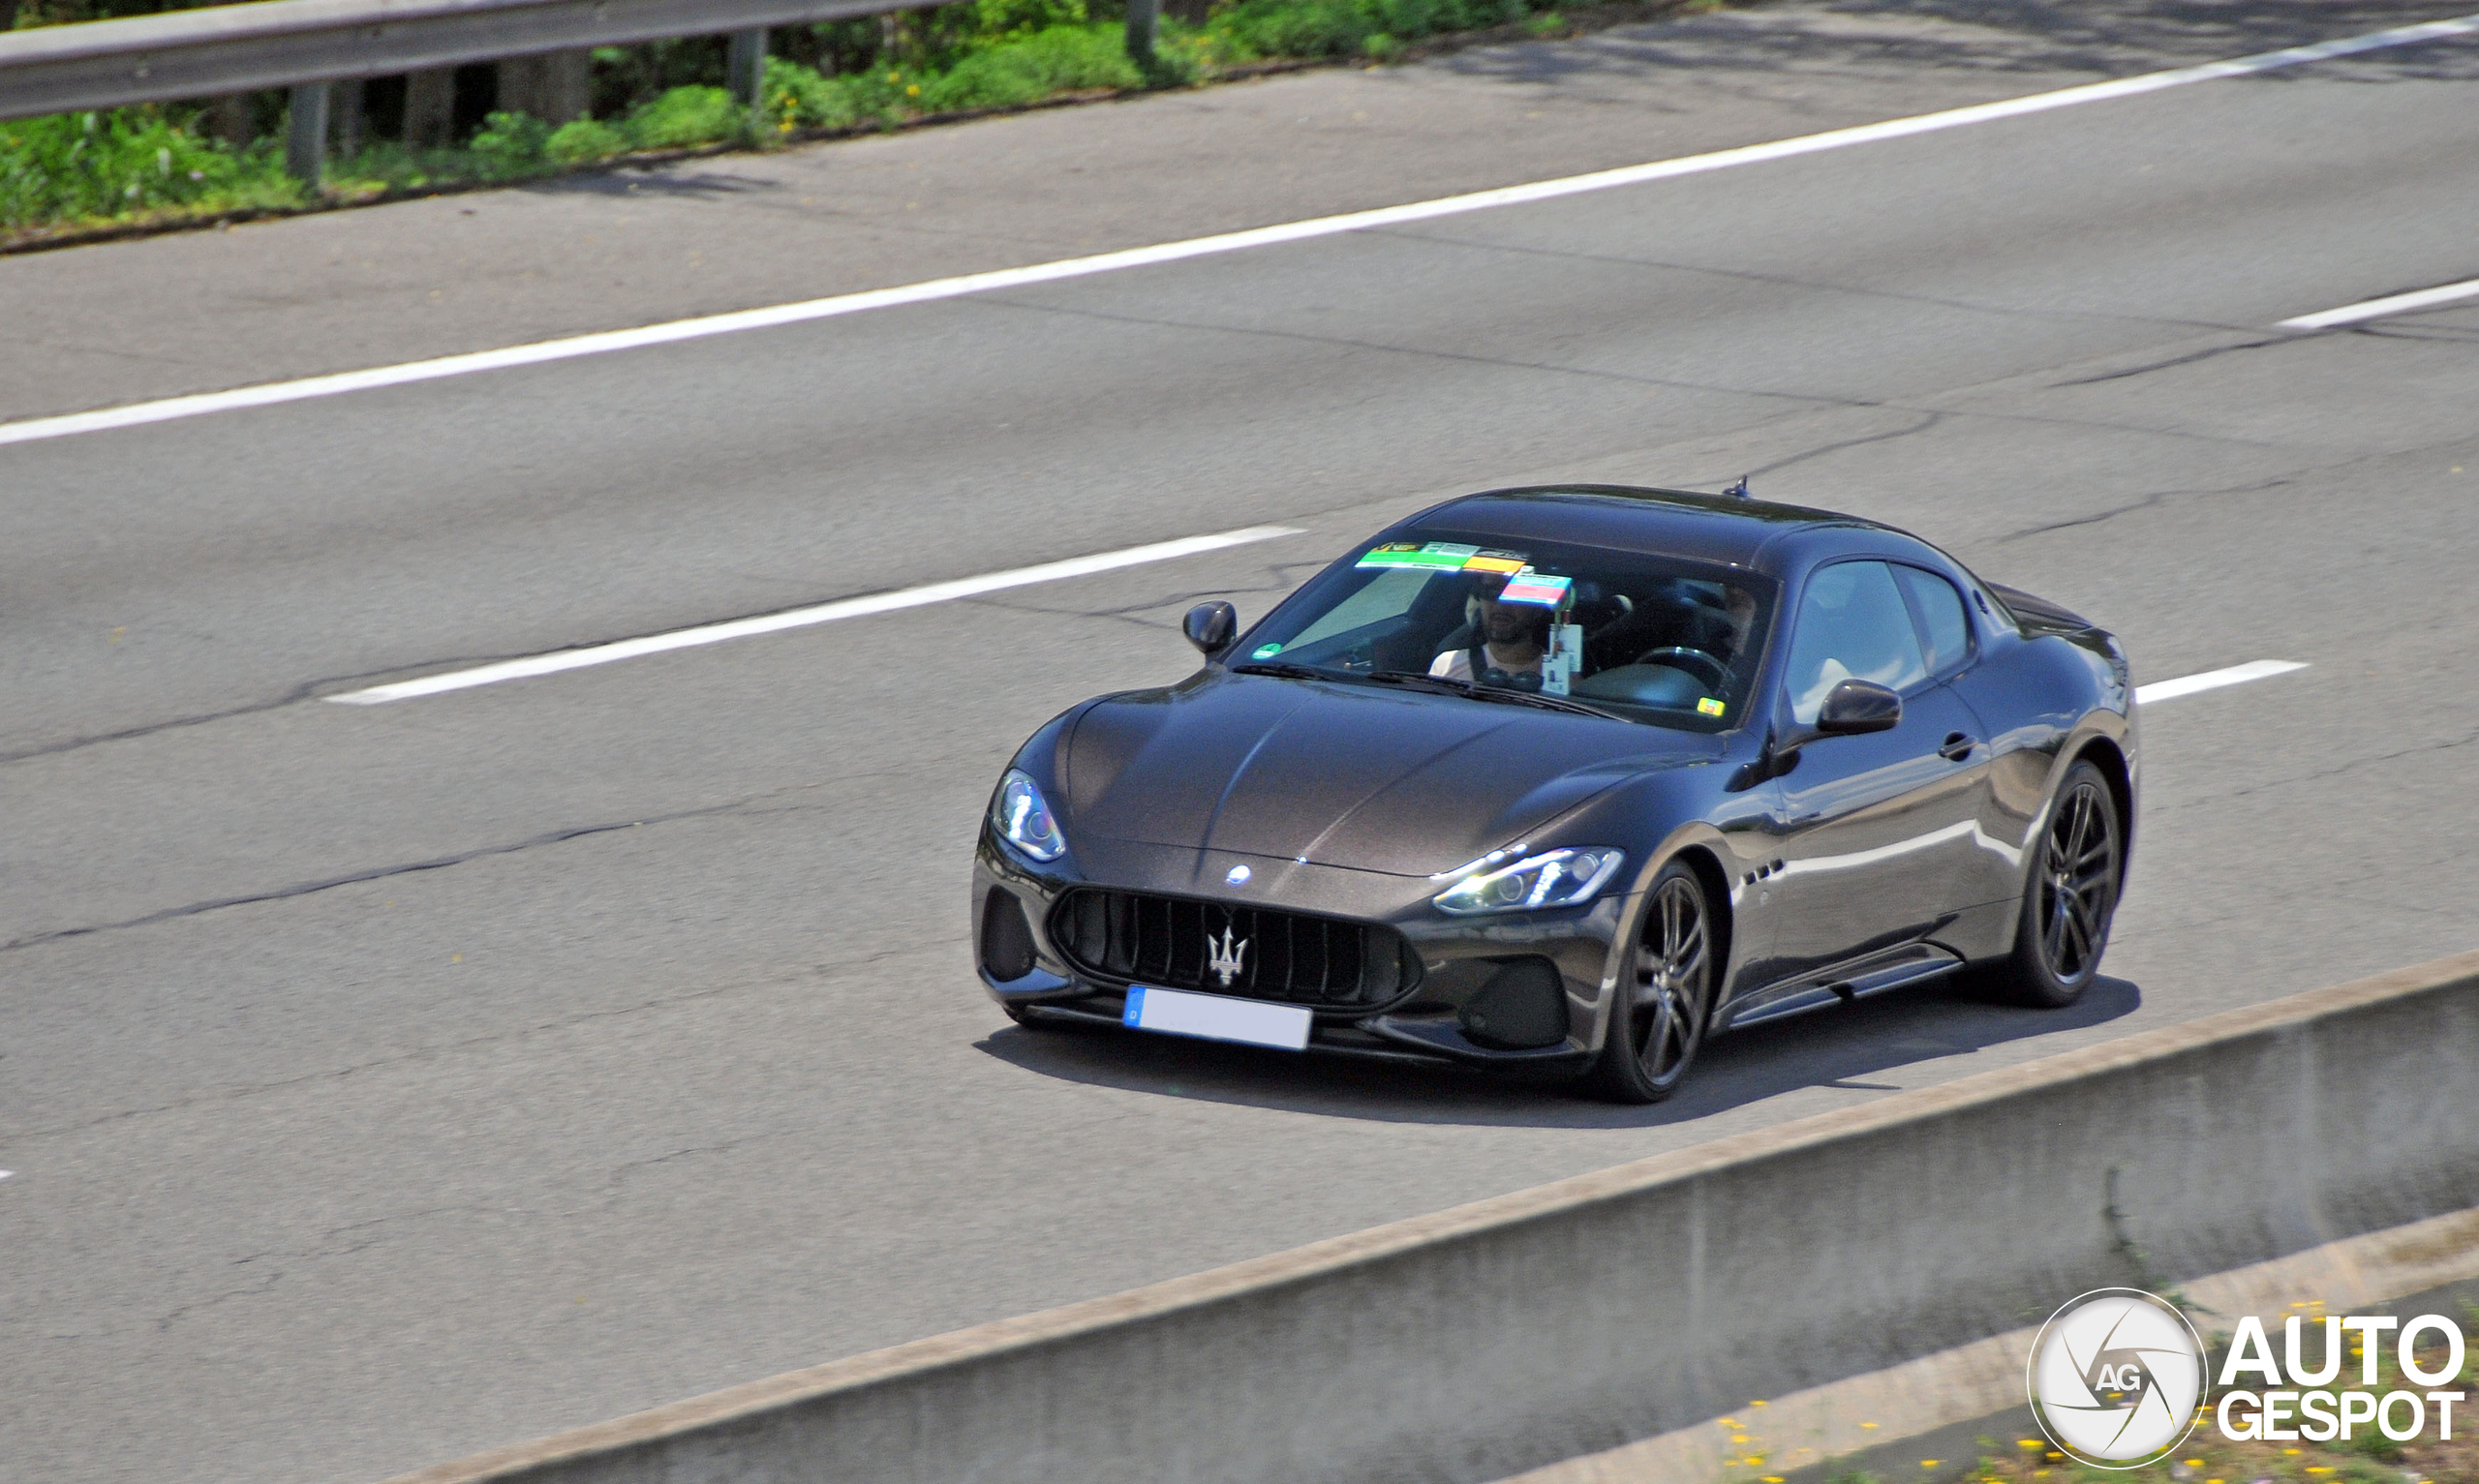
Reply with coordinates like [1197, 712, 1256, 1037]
[324, 525, 1304, 704]
[2133, 660, 2308, 705]
[2279, 277, 2479, 330]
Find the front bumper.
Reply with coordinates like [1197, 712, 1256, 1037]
[971, 833, 1628, 1074]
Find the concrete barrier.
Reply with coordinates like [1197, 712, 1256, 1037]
[387, 950, 2479, 1484]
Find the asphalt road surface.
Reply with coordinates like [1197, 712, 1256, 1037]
[5, 2, 2477, 1480]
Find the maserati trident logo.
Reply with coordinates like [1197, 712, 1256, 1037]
[1208, 924, 1249, 988]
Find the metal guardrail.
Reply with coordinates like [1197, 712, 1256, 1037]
[0, 0, 1167, 179]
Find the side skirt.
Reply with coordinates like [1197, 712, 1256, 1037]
[1715, 942, 1966, 1032]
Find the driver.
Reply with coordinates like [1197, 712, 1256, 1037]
[1717, 586, 1760, 663]
[1431, 582, 1551, 684]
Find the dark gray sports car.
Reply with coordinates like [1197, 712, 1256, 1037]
[971, 485, 2134, 1101]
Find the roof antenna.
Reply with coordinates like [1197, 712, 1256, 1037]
[1723, 475, 1751, 500]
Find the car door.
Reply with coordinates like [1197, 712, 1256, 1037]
[1757, 560, 1991, 983]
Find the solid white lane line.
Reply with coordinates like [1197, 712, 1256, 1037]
[2278, 276, 2479, 330]
[9, 13, 2477, 452]
[323, 524, 1303, 704]
[2134, 659, 2307, 705]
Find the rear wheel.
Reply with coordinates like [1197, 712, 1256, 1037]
[1993, 760, 2122, 1008]
[1586, 862, 1714, 1104]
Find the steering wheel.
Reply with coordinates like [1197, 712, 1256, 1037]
[1632, 646, 1731, 691]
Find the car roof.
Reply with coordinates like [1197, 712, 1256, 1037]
[1399, 485, 1883, 571]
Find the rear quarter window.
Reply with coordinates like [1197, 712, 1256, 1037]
[1891, 564, 1973, 673]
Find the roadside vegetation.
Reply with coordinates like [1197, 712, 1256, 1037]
[3, 0, 1699, 245]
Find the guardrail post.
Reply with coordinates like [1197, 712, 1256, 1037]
[1124, 0, 1160, 61]
[285, 81, 330, 188]
[404, 69, 456, 148]
[336, 78, 365, 160]
[726, 28, 768, 108]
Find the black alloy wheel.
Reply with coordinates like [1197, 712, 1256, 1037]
[1587, 862, 1714, 1104]
[1996, 760, 2122, 1008]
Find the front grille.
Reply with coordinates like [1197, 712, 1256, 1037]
[1049, 889, 1420, 1010]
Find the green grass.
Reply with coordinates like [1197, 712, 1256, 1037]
[1, 107, 297, 229]
[5, 0, 1600, 240]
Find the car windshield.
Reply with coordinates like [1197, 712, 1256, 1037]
[1233, 531, 1777, 731]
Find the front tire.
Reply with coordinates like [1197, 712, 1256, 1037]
[1586, 862, 1715, 1104]
[1993, 760, 2122, 1008]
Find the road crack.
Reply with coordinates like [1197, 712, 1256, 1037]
[1736, 409, 1945, 479]
[2049, 335, 2293, 386]
[0, 770, 905, 956]
[1, 804, 733, 955]
[970, 293, 1878, 410]
[5, 937, 963, 1144]
[1995, 474, 2294, 542]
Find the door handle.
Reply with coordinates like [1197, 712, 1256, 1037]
[1939, 732, 1977, 762]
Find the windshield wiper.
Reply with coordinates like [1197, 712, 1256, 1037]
[1230, 660, 1335, 681]
[1363, 670, 1623, 720]
[1362, 668, 1468, 695]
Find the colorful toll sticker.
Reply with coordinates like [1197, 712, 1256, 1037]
[1356, 541, 1480, 570]
[1697, 697, 1727, 717]
[1462, 549, 1528, 575]
[1498, 568, 1573, 606]
[1252, 643, 1283, 659]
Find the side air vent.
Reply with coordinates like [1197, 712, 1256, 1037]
[979, 888, 1037, 983]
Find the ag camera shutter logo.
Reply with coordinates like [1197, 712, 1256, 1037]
[2027, 1287, 2208, 1468]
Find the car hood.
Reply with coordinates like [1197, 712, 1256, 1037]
[1062, 674, 1711, 876]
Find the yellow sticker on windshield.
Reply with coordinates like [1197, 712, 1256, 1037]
[1697, 697, 1726, 716]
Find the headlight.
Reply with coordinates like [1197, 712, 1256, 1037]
[991, 769, 1067, 862]
[1432, 847, 1624, 915]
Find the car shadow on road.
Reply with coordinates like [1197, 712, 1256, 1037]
[973, 974, 2141, 1128]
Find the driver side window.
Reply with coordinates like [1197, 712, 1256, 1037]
[1783, 560, 1928, 723]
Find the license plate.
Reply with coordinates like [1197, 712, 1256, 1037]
[1122, 985, 1311, 1051]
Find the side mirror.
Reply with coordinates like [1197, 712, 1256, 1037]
[1183, 601, 1239, 657]
[1815, 679, 1902, 735]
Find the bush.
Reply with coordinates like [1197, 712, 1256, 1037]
[966, 0, 1091, 39]
[764, 56, 870, 132]
[467, 110, 553, 178]
[0, 106, 273, 228]
[546, 116, 631, 164]
[626, 85, 745, 148]
[1209, 0, 1524, 59]
[920, 24, 1143, 110]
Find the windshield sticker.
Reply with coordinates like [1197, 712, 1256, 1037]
[1497, 569, 1573, 606]
[1251, 643, 1283, 659]
[1357, 541, 1517, 572]
[1357, 541, 1479, 570]
[1697, 697, 1727, 717]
